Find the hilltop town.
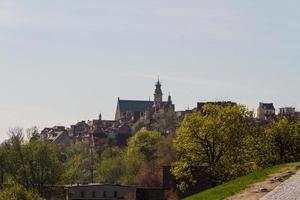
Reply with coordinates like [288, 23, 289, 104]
[38, 79, 300, 148]
[1, 79, 300, 200]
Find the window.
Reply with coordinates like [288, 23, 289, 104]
[81, 191, 85, 198]
[92, 191, 96, 198]
[103, 191, 107, 198]
[114, 191, 118, 198]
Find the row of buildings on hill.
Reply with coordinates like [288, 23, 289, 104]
[257, 102, 300, 121]
[39, 79, 176, 147]
[38, 79, 300, 147]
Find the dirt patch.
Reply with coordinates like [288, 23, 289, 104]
[225, 166, 298, 200]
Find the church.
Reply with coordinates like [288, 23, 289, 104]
[115, 79, 175, 122]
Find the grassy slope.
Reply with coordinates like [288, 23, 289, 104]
[185, 162, 299, 200]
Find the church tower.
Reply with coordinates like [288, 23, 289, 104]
[154, 78, 163, 107]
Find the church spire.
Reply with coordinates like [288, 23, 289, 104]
[154, 77, 163, 107]
[167, 92, 172, 104]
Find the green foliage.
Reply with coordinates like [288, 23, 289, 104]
[172, 105, 256, 191]
[4, 107, 299, 199]
[0, 184, 43, 200]
[96, 147, 125, 184]
[151, 110, 179, 134]
[65, 143, 85, 158]
[3, 128, 62, 193]
[265, 118, 300, 163]
[244, 125, 276, 167]
[155, 134, 178, 166]
[95, 145, 142, 185]
[130, 132, 177, 187]
[184, 162, 300, 200]
[61, 143, 96, 184]
[60, 155, 86, 184]
[0, 145, 6, 185]
[127, 130, 162, 161]
[96, 131, 167, 186]
[132, 119, 145, 134]
[26, 141, 62, 185]
[120, 153, 142, 185]
[134, 160, 162, 187]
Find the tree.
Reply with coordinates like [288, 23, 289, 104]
[128, 131, 177, 187]
[134, 160, 162, 187]
[26, 126, 40, 141]
[155, 134, 178, 166]
[25, 141, 62, 192]
[127, 130, 162, 161]
[265, 118, 300, 163]
[3, 128, 62, 194]
[0, 145, 6, 187]
[172, 105, 255, 191]
[96, 147, 125, 184]
[151, 110, 179, 134]
[0, 184, 43, 200]
[132, 119, 145, 134]
[4, 128, 30, 189]
[61, 143, 95, 184]
[60, 155, 86, 184]
[119, 152, 142, 185]
[133, 134, 178, 187]
[96, 131, 164, 186]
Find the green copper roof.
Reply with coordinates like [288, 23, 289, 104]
[118, 100, 154, 113]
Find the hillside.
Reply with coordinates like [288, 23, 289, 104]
[185, 162, 300, 200]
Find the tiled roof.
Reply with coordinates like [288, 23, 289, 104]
[260, 103, 275, 110]
[118, 99, 153, 113]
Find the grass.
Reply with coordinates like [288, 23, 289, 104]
[185, 162, 300, 200]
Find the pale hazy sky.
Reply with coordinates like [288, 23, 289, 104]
[1, 0, 300, 141]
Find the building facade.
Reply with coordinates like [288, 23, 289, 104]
[65, 184, 135, 200]
[257, 102, 276, 120]
[278, 107, 300, 120]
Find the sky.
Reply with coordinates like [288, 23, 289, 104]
[1, 0, 300, 141]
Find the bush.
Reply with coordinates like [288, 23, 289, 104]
[0, 184, 43, 200]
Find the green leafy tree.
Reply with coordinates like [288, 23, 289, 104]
[120, 153, 142, 185]
[172, 105, 255, 191]
[60, 155, 86, 184]
[133, 134, 178, 187]
[155, 134, 178, 166]
[151, 110, 178, 134]
[125, 131, 164, 186]
[61, 143, 96, 184]
[3, 128, 62, 194]
[96, 147, 125, 184]
[245, 124, 277, 167]
[96, 131, 164, 185]
[25, 141, 62, 192]
[265, 118, 300, 163]
[0, 184, 43, 200]
[132, 119, 145, 134]
[0, 145, 6, 187]
[134, 160, 162, 187]
[127, 130, 162, 161]
[4, 128, 30, 189]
